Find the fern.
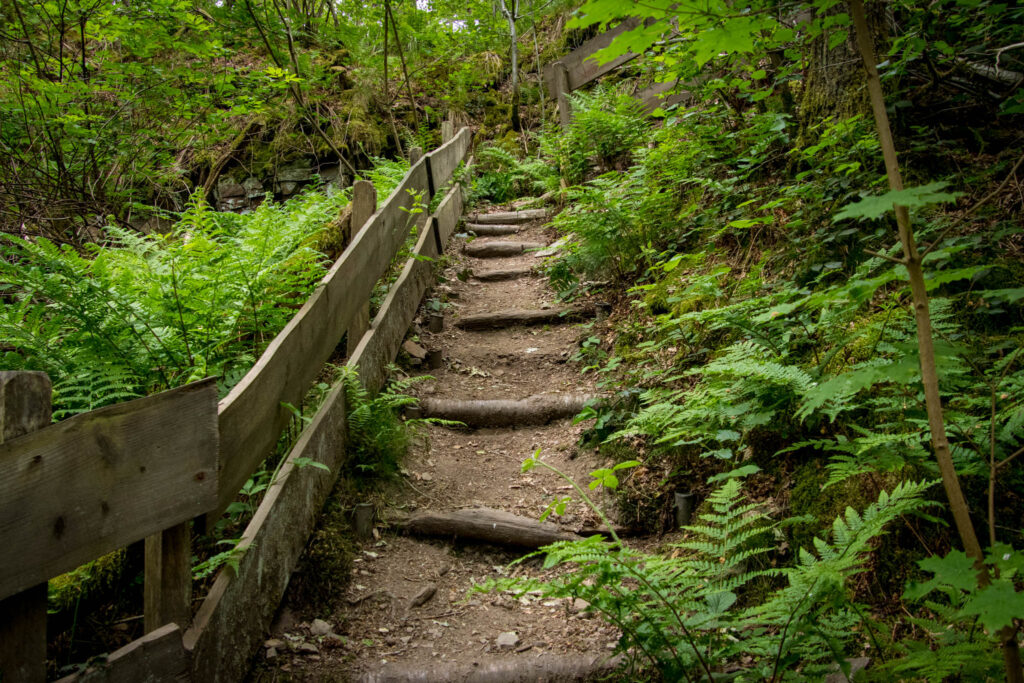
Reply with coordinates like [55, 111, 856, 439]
[486, 472, 932, 680]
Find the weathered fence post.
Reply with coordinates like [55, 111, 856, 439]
[553, 62, 572, 129]
[408, 146, 424, 165]
[0, 372, 51, 683]
[348, 179, 378, 357]
[144, 522, 192, 634]
[441, 120, 454, 144]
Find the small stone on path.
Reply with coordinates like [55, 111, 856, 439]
[310, 618, 333, 636]
[402, 340, 427, 360]
[496, 631, 519, 649]
[409, 583, 437, 608]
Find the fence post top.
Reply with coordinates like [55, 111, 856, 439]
[0, 372, 52, 441]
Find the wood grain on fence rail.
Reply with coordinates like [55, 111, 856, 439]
[0, 379, 217, 601]
[56, 624, 189, 683]
[435, 177, 465, 244]
[348, 215, 438, 393]
[187, 383, 348, 683]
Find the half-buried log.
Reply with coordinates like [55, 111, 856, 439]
[468, 209, 547, 224]
[473, 267, 534, 282]
[455, 305, 595, 330]
[464, 241, 545, 257]
[465, 223, 520, 236]
[420, 393, 594, 427]
[358, 653, 620, 683]
[397, 507, 581, 548]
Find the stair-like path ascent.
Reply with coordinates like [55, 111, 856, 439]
[252, 205, 621, 682]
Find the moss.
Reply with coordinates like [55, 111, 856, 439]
[285, 479, 356, 618]
[48, 550, 131, 616]
[786, 460, 930, 595]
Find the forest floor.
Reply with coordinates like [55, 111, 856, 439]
[247, 205, 635, 682]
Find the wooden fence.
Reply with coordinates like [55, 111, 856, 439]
[542, 17, 689, 126]
[0, 126, 473, 683]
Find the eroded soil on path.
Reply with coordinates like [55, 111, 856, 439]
[249, 205, 624, 682]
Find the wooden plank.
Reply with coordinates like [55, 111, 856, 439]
[348, 220, 438, 394]
[185, 381, 348, 683]
[434, 182, 465, 245]
[425, 127, 471, 193]
[55, 624, 189, 683]
[0, 379, 217, 601]
[0, 372, 51, 683]
[553, 62, 572, 128]
[543, 17, 645, 94]
[347, 180, 377, 358]
[637, 80, 692, 113]
[213, 159, 429, 521]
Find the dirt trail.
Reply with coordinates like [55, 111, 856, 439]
[250, 206, 622, 682]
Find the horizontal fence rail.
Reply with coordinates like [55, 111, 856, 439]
[542, 17, 689, 125]
[1, 126, 473, 683]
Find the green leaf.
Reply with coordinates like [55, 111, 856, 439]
[834, 182, 963, 221]
[919, 550, 978, 592]
[707, 464, 761, 484]
[705, 591, 737, 614]
[961, 581, 1024, 632]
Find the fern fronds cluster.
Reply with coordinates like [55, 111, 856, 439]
[489, 478, 932, 680]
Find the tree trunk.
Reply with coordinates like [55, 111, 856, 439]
[499, 0, 522, 131]
[799, 2, 887, 142]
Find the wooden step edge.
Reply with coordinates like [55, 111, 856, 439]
[419, 394, 597, 428]
[467, 209, 548, 224]
[357, 653, 621, 683]
[454, 305, 596, 330]
[464, 241, 547, 258]
[465, 223, 522, 236]
[472, 266, 536, 282]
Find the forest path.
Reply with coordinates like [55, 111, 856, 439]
[250, 204, 623, 682]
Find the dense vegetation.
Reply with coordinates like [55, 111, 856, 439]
[3, 0, 1024, 678]
[472, 0, 1024, 679]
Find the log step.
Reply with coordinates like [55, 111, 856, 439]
[465, 241, 546, 258]
[396, 507, 581, 548]
[467, 209, 547, 224]
[465, 223, 521, 236]
[420, 394, 595, 428]
[473, 266, 535, 282]
[455, 306, 595, 330]
[357, 653, 618, 683]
